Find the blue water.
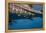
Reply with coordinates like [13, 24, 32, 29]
[8, 13, 43, 30]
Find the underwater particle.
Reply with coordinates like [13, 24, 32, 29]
[18, 14, 21, 16]
[24, 16, 26, 17]
[26, 17, 29, 18]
